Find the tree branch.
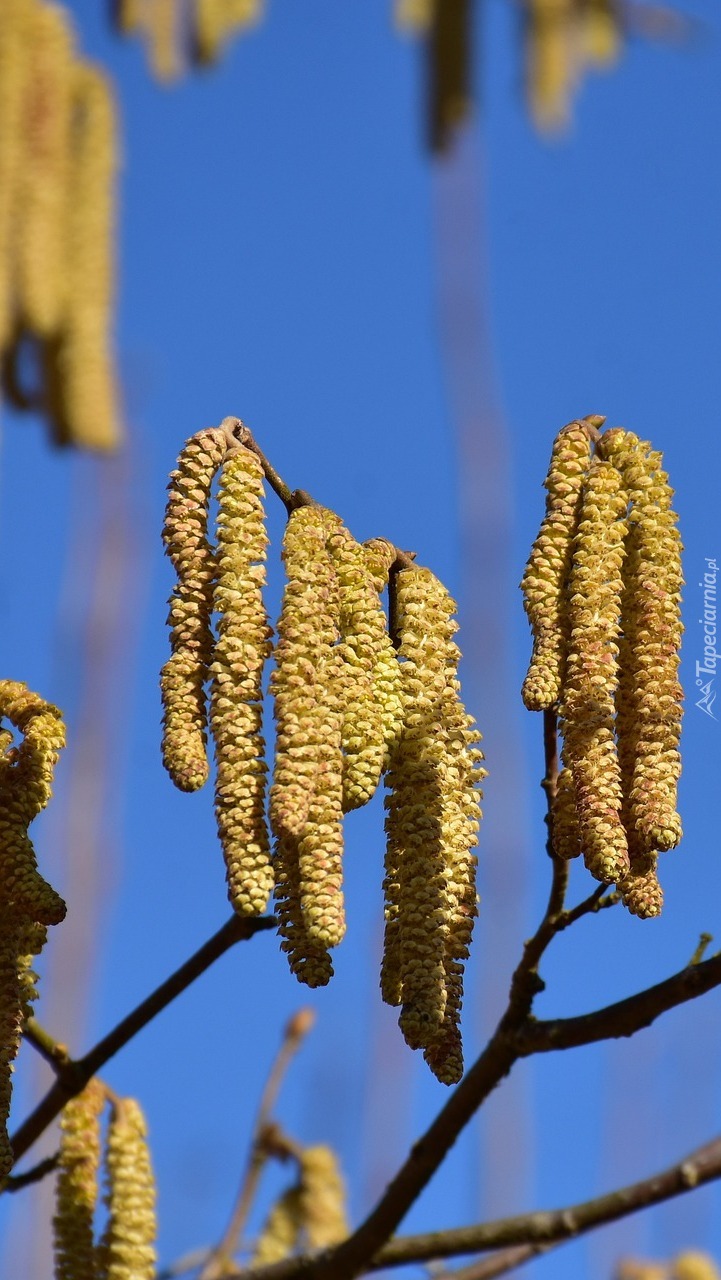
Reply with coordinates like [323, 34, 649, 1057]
[9, 913, 276, 1171]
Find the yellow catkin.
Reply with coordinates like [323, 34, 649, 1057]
[161, 427, 227, 792]
[114, 0, 147, 34]
[560, 457, 630, 885]
[328, 525, 390, 811]
[273, 834, 334, 989]
[53, 1078, 106, 1280]
[210, 444, 274, 915]
[101, 1098, 157, 1280]
[615, 1263, 667, 1280]
[51, 62, 120, 449]
[526, 0, 578, 131]
[362, 538, 405, 768]
[383, 568, 484, 1076]
[598, 429, 684, 862]
[269, 504, 343, 840]
[394, 0, 436, 31]
[17, 920, 47, 1023]
[581, 0, 620, 66]
[551, 766, 582, 860]
[146, 0, 182, 81]
[0, 0, 29, 349]
[521, 420, 593, 710]
[362, 537, 396, 593]
[673, 1253, 721, 1280]
[251, 1185, 303, 1264]
[194, 0, 264, 65]
[298, 1146, 349, 1249]
[16, 0, 74, 336]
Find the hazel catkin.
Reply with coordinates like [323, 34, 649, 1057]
[100, 1097, 157, 1280]
[53, 1078, 106, 1280]
[210, 443, 274, 916]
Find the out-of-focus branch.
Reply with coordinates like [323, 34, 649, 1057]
[438, 1243, 550, 1279]
[3, 1153, 59, 1194]
[9, 913, 275, 1170]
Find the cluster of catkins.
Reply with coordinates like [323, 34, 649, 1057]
[251, 1143, 348, 1266]
[616, 1253, 721, 1280]
[53, 1081, 157, 1280]
[0, 0, 120, 449]
[0, 680, 66, 1178]
[112, 0, 264, 79]
[521, 416, 683, 918]
[160, 420, 485, 1083]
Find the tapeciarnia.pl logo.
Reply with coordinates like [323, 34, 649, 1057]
[695, 557, 718, 719]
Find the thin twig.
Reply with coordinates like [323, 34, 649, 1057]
[233, 1133, 721, 1277]
[9, 913, 276, 1169]
[441, 1243, 550, 1279]
[3, 1152, 59, 1194]
[558, 885, 618, 931]
[200, 1009, 316, 1279]
[23, 1018, 72, 1074]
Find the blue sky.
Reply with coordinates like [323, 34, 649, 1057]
[1, 2, 721, 1277]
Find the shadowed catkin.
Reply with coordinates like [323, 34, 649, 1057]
[298, 1145, 349, 1248]
[49, 61, 120, 449]
[382, 567, 484, 1080]
[210, 444, 274, 915]
[53, 1078, 106, 1280]
[16, 1, 73, 336]
[561, 457, 630, 885]
[161, 427, 227, 792]
[251, 1185, 303, 1265]
[550, 766, 582, 861]
[521, 420, 593, 710]
[100, 1097, 157, 1280]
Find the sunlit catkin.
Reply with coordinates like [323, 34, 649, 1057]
[210, 444, 274, 915]
[394, 0, 436, 31]
[383, 568, 483, 1077]
[598, 429, 684, 860]
[298, 1145, 349, 1248]
[0, 0, 28, 349]
[526, 0, 577, 131]
[161, 427, 227, 792]
[561, 457, 629, 885]
[362, 538, 405, 766]
[146, 0, 182, 81]
[274, 834, 334, 989]
[52, 63, 120, 449]
[16, 0, 74, 336]
[672, 1252, 721, 1280]
[328, 525, 390, 811]
[269, 504, 342, 840]
[521, 420, 592, 710]
[581, 0, 620, 67]
[53, 1078, 106, 1280]
[194, 0, 264, 65]
[251, 1185, 303, 1265]
[101, 1098, 157, 1280]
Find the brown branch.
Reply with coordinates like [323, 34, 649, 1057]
[10, 913, 275, 1169]
[200, 1008, 315, 1279]
[517, 951, 721, 1055]
[3, 1152, 59, 1194]
[235, 1133, 721, 1278]
[441, 1243, 550, 1279]
[23, 1018, 72, 1074]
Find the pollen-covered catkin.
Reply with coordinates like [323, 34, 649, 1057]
[551, 766, 582, 860]
[53, 1078, 106, 1280]
[521, 420, 592, 710]
[251, 1185, 303, 1265]
[161, 427, 227, 792]
[273, 834, 334, 989]
[560, 456, 630, 885]
[383, 568, 484, 1076]
[328, 525, 390, 811]
[210, 444, 274, 915]
[298, 1145, 349, 1248]
[16, 0, 73, 336]
[0, 0, 28, 349]
[100, 1098, 157, 1280]
[269, 504, 343, 839]
[598, 429, 684, 859]
[51, 62, 120, 449]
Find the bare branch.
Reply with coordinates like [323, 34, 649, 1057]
[10, 913, 275, 1169]
[3, 1152, 59, 1194]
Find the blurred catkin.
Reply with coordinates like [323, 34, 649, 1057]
[100, 1098, 157, 1280]
[0, 0, 28, 350]
[195, 0, 264, 65]
[521, 419, 592, 711]
[161, 427, 227, 792]
[53, 1078, 106, 1280]
[298, 1145, 349, 1248]
[251, 1185, 303, 1265]
[210, 443, 274, 915]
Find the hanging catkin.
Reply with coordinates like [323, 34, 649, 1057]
[210, 443, 274, 916]
[161, 427, 228, 792]
[382, 567, 484, 1080]
[251, 1185, 303, 1265]
[525, 0, 577, 130]
[521, 419, 592, 711]
[48, 61, 120, 449]
[560, 456, 629, 885]
[274, 832, 335, 989]
[99, 1098, 157, 1280]
[16, 0, 73, 337]
[53, 1078, 106, 1280]
[0, 0, 28, 351]
[298, 1145, 349, 1249]
[194, 0, 264, 65]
